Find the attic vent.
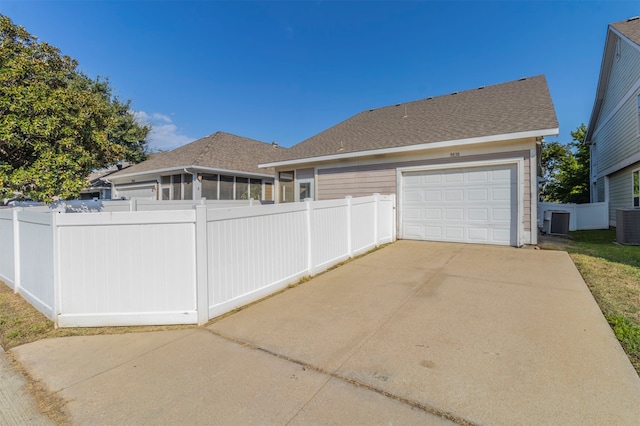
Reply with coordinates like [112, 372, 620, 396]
[451, 91, 458, 95]
[518, 77, 527, 81]
[628, 16, 639, 21]
[395, 103, 401, 106]
[477, 86, 485, 90]
[426, 97, 433, 100]
[369, 109, 375, 112]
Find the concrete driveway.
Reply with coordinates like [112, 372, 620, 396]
[11, 241, 640, 425]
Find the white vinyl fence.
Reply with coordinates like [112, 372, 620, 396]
[0, 195, 396, 327]
[538, 202, 609, 231]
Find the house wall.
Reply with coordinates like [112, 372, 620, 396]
[590, 32, 640, 224]
[314, 148, 532, 231]
[599, 36, 640, 120]
[607, 163, 639, 226]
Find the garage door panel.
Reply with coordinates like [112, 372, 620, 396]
[468, 208, 489, 221]
[468, 189, 488, 201]
[492, 208, 512, 221]
[467, 170, 489, 182]
[445, 173, 464, 184]
[445, 190, 464, 201]
[402, 164, 517, 246]
[404, 190, 422, 202]
[445, 208, 464, 220]
[445, 227, 464, 239]
[468, 228, 489, 241]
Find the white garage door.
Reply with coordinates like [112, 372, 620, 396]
[401, 165, 517, 246]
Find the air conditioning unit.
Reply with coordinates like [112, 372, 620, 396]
[543, 210, 570, 235]
[616, 208, 640, 245]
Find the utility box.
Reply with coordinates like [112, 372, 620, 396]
[543, 210, 570, 235]
[616, 208, 640, 245]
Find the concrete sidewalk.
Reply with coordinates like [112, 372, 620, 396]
[10, 241, 640, 425]
[0, 347, 52, 425]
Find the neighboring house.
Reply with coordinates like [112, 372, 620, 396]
[585, 16, 640, 226]
[80, 162, 132, 200]
[107, 132, 283, 201]
[261, 75, 559, 247]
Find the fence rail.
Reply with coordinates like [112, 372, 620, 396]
[0, 195, 396, 327]
[537, 202, 609, 231]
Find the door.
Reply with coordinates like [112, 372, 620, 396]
[401, 165, 517, 246]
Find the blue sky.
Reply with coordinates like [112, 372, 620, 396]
[2, 1, 639, 151]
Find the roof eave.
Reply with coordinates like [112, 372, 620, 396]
[259, 127, 559, 168]
[586, 25, 628, 144]
[109, 165, 275, 182]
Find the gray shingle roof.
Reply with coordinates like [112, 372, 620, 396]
[268, 75, 558, 163]
[612, 16, 640, 46]
[110, 132, 284, 178]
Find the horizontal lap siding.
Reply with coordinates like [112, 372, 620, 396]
[595, 95, 640, 172]
[599, 39, 640, 120]
[608, 165, 639, 225]
[318, 150, 531, 231]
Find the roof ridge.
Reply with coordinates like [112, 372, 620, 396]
[365, 75, 546, 112]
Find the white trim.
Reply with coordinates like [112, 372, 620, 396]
[598, 150, 640, 177]
[111, 165, 274, 181]
[591, 77, 640, 140]
[530, 147, 538, 245]
[260, 128, 558, 168]
[396, 157, 525, 246]
[610, 26, 640, 55]
[632, 167, 640, 207]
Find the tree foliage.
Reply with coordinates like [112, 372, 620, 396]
[540, 124, 590, 204]
[0, 14, 149, 202]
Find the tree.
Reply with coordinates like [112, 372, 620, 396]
[0, 14, 149, 202]
[540, 124, 590, 204]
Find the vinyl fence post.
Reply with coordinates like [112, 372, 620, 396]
[12, 207, 22, 294]
[51, 211, 60, 328]
[346, 196, 353, 257]
[195, 205, 209, 325]
[373, 193, 380, 246]
[306, 199, 313, 275]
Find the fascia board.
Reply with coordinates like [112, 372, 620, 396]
[110, 165, 274, 182]
[260, 128, 558, 168]
[586, 27, 621, 143]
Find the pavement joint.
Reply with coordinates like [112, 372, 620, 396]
[204, 327, 476, 425]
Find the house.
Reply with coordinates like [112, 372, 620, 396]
[261, 75, 559, 246]
[80, 162, 133, 200]
[585, 16, 640, 226]
[107, 132, 283, 201]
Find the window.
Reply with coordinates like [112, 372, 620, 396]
[161, 176, 171, 200]
[634, 170, 639, 207]
[201, 174, 218, 200]
[183, 174, 193, 200]
[235, 177, 249, 200]
[297, 178, 314, 201]
[279, 171, 294, 203]
[637, 94, 640, 135]
[249, 179, 262, 200]
[219, 175, 234, 200]
[160, 174, 193, 200]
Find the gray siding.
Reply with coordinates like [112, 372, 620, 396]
[595, 93, 640, 172]
[597, 176, 606, 202]
[600, 38, 640, 120]
[296, 168, 315, 180]
[608, 163, 640, 224]
[317, 150, 532, 231]
[593, 36, 640, 174]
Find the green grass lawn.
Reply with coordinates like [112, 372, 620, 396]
[541, 229, 640, 374]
